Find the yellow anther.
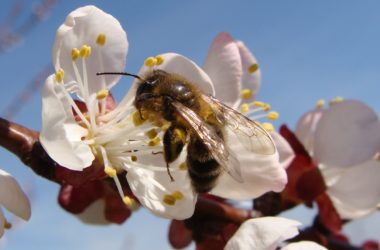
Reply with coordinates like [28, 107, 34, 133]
[316, 99, 325, 109]
[71, 48, 80, 61]
[145, 129, 158, 139]
[241, 89, 253, 100]
[261, 122, 274, 132]
[96, 33, 106, 46]
[329, 96, 344, 106]
[155, 55, 164, 65]
[4, 221, 12, 229]
[144, 57, 157, 67]
[163, 194, 176, 206]
[240, 103, 250, 113]
[248, 63, 259, 74]
[172, 191, 184, 200]
[104, 166, 117, 178]
[179, 162, 188, 170]
[96, 89, 109, 100]
[148, 136, 161, 147]
[131, 155, 138, 162]
[132, 111, 146, 126]
[55, 68, 65, 83]
[267, 111, 279, 121]
[263, 103, 271, 112]
[123, 196, 138, 209]
[80, 45, 91, 58]
[252, 101, 265, 107]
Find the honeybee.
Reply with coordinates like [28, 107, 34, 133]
[98, 70, 275, 193]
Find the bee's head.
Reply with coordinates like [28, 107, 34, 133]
[96, 70, 167, 114]
[134, 70, 170, 111]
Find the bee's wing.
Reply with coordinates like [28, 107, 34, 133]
[171, 101, 243, 183]
[202, 95, 276, 155]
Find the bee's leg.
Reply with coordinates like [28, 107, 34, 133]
[163, 124, 187, 182]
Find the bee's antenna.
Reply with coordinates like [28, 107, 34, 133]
[96, 72, 143, 81]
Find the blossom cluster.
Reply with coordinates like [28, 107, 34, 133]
[1, 5, 379, 250]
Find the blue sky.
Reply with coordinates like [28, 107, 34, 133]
[0, 1, 379, 249]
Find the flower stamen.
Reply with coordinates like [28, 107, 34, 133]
[163, 194, 176, 206]
[241, 88, 254, 100]
[55, 69, 64, 83]
[123, 196, 138, 210]
[4, 221, 12, 230]
[96, 33, 106, 46]
[71, 48, 80, 61]
[179, 162, 188, 170]
[316, 99, 325, 109]
[261, 122, 274, 132]
[329, 96, 344, 106]
[144, 57, 157, 67]
[155, 55, 164, 65]
[148, 136, 161, 147]
[248, 63, 259, 74]
[96, 89, 109, 100]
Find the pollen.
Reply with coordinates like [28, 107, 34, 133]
[4, 221, 11, 229]
[132, 111, 146, 126]
[179, 162, 188, 170]
[145, 129, 158, 139]
[55, 68, 65, 83]
[248, 63, 259, 74]
[96, 33, 106, 46]
[174, 128, 186, 141]
[240, 103, 250, 113]
[262, 122, 274, 132]
[80, 45, 91, 58]
[144, 56, 157, 67]
[131, 155, 138, 162]
[71, 48, 80, 61]
[123, 196, 138, 209]
[172, 191, 184, 200]
[316, 99, 325, 109]
[148, 136, 161, 147]
[155, 55, 164, 65]
[104, 166, 117, 178]
[163, 194, 176, 206]
[96, 89, 109, 100]
[329, 96, 344, 106]
[267, 111, 279, 121]
[241, 89, 253, 100]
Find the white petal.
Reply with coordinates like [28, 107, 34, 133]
[126, 162, 196, 220]
[40, 75, 94, 170]
[281, 241, 328, 250]
[0, 208, 4, 238]
[295, 109, 324, 154]
[236, 40, 261, 102]
[225, 217, 301, 250]
[0, 169, 31, 221]
[211, 128, 287, 200]
[314, 100, 380, 167]
[271, 131, 295, 169]
[53, 5, 128, 96]
[323, 160, 380, 219]
[76, 200, 110, 225]
[203, 32, 242, 107]
[134, 53, 215, 95]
